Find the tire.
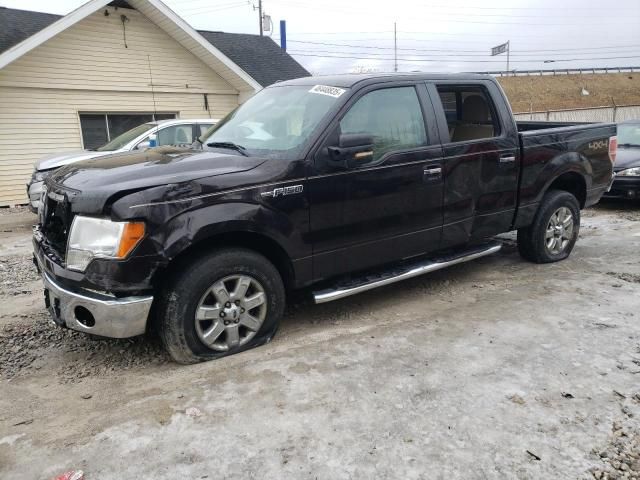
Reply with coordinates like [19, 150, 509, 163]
[157, 248, 285, 364]
[517, 190, 580, 264]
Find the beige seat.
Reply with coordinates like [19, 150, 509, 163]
[451, 95, 494, 142]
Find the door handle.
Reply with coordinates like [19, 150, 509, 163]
[499, 155, 516, 164]
[423, 166, 442, 182]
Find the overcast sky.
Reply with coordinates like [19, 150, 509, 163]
[2, 0, 639, 74]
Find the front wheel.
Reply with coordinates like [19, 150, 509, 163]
[157, 248, 285, 364]
[517, 190, 580, 264]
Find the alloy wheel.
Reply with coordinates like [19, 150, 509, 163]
[545, 206, 574, 255]
[194, 274, 267, 352]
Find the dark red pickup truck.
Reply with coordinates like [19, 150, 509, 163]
[34, 73, 616, 363]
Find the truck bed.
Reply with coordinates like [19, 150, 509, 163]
[518, 121, 615, 144]
[515, 121, 616, 217]
[516, 120, 591, 132]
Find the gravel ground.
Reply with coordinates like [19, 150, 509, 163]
[0, 314, 169, 382]
[0, 254, 40, 295]
[589, 415, 640, 480]
[0, 206, 30, 216]
[0, 209, 170, 382]
[0, 202, 639, 479]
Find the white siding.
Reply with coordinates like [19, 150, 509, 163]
[0, 7, 236, 94]
[0, 6, 240, 206]
[0, 87, 237, 205]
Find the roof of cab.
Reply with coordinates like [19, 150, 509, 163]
[272, 72, 495, 89]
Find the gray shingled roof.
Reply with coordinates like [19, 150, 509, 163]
[0, 7, 62, 54]
[197, 30, 310, 87]
[0, 6, 309, 87]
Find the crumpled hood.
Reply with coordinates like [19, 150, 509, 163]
[46, 146, 268, 213]
[36, 150, 117, 171]
[614, 147, 640, 171]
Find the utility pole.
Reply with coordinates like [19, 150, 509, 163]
[258, 0, 263, 36]
[394, 22, 397, 72]
[506, 40, 510, 75]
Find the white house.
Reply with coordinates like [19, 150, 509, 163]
[0, 0, 309, 206]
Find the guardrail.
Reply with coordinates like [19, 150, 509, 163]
[478, 66, 640, 77]
[513, 104, 640, 122]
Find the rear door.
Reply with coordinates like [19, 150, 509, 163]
[427, 81, 520, 246]
[308, 82, 444, 280]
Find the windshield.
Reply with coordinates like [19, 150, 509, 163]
[201, 85, 347, 157]
[618, 124, 640, 147]
[96, 123, 155, 151]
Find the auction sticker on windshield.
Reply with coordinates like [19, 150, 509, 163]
[309, 85, 346, 98]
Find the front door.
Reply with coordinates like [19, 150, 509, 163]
[308, 84, 444, 281]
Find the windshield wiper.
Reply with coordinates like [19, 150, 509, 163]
[206, 141, 249, 156]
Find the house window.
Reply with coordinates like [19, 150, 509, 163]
[79, 112, 176, 149]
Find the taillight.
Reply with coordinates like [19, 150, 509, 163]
[609, 136, 617, 164]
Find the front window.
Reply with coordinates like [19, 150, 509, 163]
[339, 86, 427, 161]
[618, 123, 640, 147]
[202, 85, 346, 157]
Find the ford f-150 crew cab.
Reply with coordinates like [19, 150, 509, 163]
[33, 73, 617, 363]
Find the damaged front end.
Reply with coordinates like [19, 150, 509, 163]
[32, 147, 276, 340]
[33, 181, 160, 338]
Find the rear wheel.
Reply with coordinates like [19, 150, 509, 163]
[517, 190, 580, 263]
[158, 248, 285, 364]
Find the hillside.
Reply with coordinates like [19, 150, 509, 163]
[497, 73, 640, 113]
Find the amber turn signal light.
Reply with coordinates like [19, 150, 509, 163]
[116, 222, 145, 258]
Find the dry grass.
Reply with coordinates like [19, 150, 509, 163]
[497, 73, 640, 113]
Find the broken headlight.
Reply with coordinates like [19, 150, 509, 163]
[66, 216, 145, 272]
[32, 169, 54, 183]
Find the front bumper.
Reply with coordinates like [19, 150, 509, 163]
[34, 251, 153, 338]
[603, 175, 640, 200]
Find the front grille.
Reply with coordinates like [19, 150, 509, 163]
[40, 191, 74, 260]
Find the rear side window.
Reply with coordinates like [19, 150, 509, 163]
[435, 86, 500, 143]
[340, 86, 427, 161]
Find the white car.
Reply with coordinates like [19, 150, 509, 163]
[27, 118, 218, 212]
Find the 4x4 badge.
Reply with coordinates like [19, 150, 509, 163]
[261, 185, 304, 198]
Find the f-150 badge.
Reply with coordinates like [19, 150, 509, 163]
[261, 184, 304, 198]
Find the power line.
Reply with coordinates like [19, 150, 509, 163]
[287, 49, 640, 59]
[269, 0, 638, 19]
[264, 0, 639, 11]
[276, 30, 638, 41]
[283, 39, 640, 54]
[289, 53, 640, 64]
[266, 1, 637, 25]
[173, 0, 244, 6]
[178, 1, 249, 15]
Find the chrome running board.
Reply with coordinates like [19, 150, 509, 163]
[313, 240, 502, 304]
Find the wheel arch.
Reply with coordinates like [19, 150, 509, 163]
[155, 228, 296, 293]
[543, 170, 588, 208]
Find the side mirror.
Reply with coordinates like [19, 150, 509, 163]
[327, 133, 375, 169]
[135, 141, 151, 150]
